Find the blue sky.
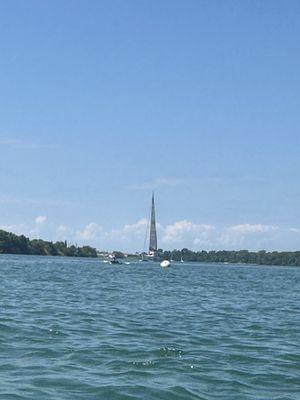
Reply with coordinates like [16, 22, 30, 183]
[1, 0, 300, 251]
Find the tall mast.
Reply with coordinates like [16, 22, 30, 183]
[149, 192, 158, 253]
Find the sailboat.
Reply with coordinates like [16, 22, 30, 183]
[141, 193, 170, 267]
[140, 193, 159, 261]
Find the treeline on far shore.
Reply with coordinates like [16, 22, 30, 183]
[110, 248, 300, 266]
[1, 229, 300, 266]
[0, 230, 97, 257]
[161, 248, 300, 267]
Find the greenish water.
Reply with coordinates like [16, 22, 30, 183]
[0, 255, 299, 399]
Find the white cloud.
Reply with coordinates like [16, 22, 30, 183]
[2, 216, 300, 252]
[162, 220, 216, 248]
[62, 219, 149, 250]
[54, 219, 147, 250]
[56, 221, 300, 251]
[0, 224, 28, 235]
[76, 222, 103, 242]
[57, 225, 71, 233]
[0, 222, 43, 239]
[218, 224, 279, 249]
[107, 218, 148, 243]
[56, 225, 74, 240]
[160, 222, 290, 251]
[35, 215, 47, 224]
[112, 218, 147, 235]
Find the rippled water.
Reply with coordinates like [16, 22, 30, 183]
[0, 255, 299, 399]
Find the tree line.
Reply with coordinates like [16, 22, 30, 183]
[161, 248, 300, 266]
[0, 230, 97, 257]
[109, 248, 300, 266]
[1, 229, 299, 266]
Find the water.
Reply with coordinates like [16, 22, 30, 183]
[0, 255, 299, 399]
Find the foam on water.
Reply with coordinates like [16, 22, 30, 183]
[0, 254, 299, 399]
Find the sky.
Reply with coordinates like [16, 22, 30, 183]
[1, 0, 300, 252]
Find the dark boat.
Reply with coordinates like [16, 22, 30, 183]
[109, 255, 121, 264]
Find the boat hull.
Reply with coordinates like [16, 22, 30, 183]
[160, 260, 171, 268]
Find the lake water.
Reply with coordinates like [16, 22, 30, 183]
[0, 255, 299, 399]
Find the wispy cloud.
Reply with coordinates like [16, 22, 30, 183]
[128, 177, 189, 190]
[0, 137, 58, 150]
[1, 215, 48, 238]
[222, 224, 278, 235]
[0, 224, 29, 236]
[128, 175, 266, 191]
[289, 228, 300, 233]
[203, 176, 267, 184]
[35, 215, 47, 224]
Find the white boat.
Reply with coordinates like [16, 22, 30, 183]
[160, 260, 170, 268]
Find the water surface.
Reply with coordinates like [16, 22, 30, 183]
[0, 255, 299, 399]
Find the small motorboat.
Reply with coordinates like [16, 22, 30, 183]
[108, 254, 121, 265]
[110, 259, 120, 265]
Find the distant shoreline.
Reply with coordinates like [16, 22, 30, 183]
[0, 253, 299, 268]
[0, 229, 97, 258]
[160, 249, 300, 267]
[1, 229, 299, 266]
